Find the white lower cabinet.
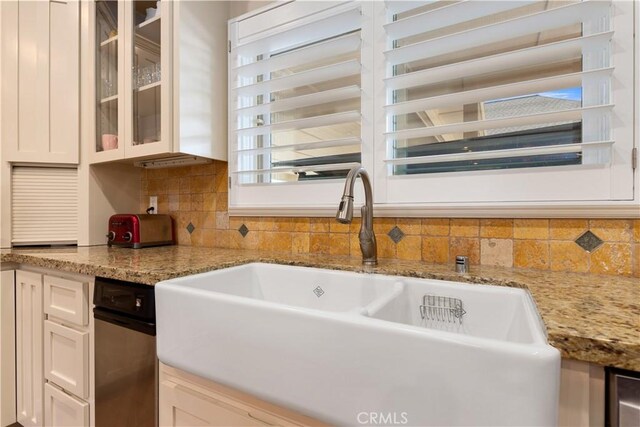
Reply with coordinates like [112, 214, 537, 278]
[16, 270, 44, 427]
[44, 383, 89, 427]
[159, 363, 326, 427]
[0, 269, 16, 427]
[14, 268, 94, 427]
[160, 359, 606, 427]
[160, 380, 266, 427]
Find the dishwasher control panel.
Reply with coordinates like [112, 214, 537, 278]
[94, 277, 155, 321]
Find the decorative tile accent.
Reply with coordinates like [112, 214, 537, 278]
[575, 230, 604, 253]
[387, 226, 405, 244]
[238, 224, 249, 238]
[186, 222, 195, 234]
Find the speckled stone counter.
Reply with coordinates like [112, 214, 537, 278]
[2, 245, 639, 371]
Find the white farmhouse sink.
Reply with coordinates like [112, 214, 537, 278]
[156, 263, 560, 426]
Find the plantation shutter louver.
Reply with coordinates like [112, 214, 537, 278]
[229, 2, 363, 192]
[11, 167, 78, 245]
[383, 0, 616, 176]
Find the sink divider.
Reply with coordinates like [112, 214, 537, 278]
[359, 281, 405, 317]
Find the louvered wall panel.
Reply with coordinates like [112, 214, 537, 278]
[11, 167, 78, 245]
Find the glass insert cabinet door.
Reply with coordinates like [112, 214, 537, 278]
[95, 0, 123, 159]
[93, 0, 172, 162]
[131, 1, 161, 146]
[124, 0, 171, 156]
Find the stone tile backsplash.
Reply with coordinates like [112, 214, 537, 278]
[141, 161, 640, 277]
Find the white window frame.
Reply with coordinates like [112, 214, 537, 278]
[229, 1, 639, 218]
[228, 1, 375, 215]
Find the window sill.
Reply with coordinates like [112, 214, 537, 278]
[228, 201, 640, 218]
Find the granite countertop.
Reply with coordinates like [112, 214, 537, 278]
[2, 245, 639, 371]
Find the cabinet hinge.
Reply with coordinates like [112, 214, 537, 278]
[228, 40, 231, 53]
[228, 176, 232, 189]
[633, 147, 638, 170]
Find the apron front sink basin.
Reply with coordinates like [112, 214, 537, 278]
[156, 263, 560, 426]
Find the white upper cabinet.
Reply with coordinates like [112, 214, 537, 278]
[89, 0, 228, 164]
[1, 0, 80, 164]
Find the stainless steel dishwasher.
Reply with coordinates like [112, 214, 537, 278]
[94, 277, 157, 427]
[608, 368, 640, 427]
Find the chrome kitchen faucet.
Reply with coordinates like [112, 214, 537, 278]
[336, 165, 377, 265]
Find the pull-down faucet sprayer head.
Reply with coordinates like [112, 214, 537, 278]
[336, 195, 354, 224]
[336, 165, 365, 224]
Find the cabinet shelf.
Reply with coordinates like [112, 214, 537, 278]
[100, 94, 118, 104]
[136, 15, 161, 44]
[134, 82, 160, 120]
[99, 35, 118, 48]
[135, 81, 161, 93]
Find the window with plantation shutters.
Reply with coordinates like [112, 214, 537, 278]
[229, 1, 371, 213]
[229, 1, 636, 215]
[376, 0, 635, 205]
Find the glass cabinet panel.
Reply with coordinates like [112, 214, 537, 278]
[96, 0, 119, 152]
[132, 1, 161, 146]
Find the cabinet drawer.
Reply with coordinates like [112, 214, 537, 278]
[44, 275, 88, 326]
[44, 383, 89, 427]
[44, 321, 89, 398]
